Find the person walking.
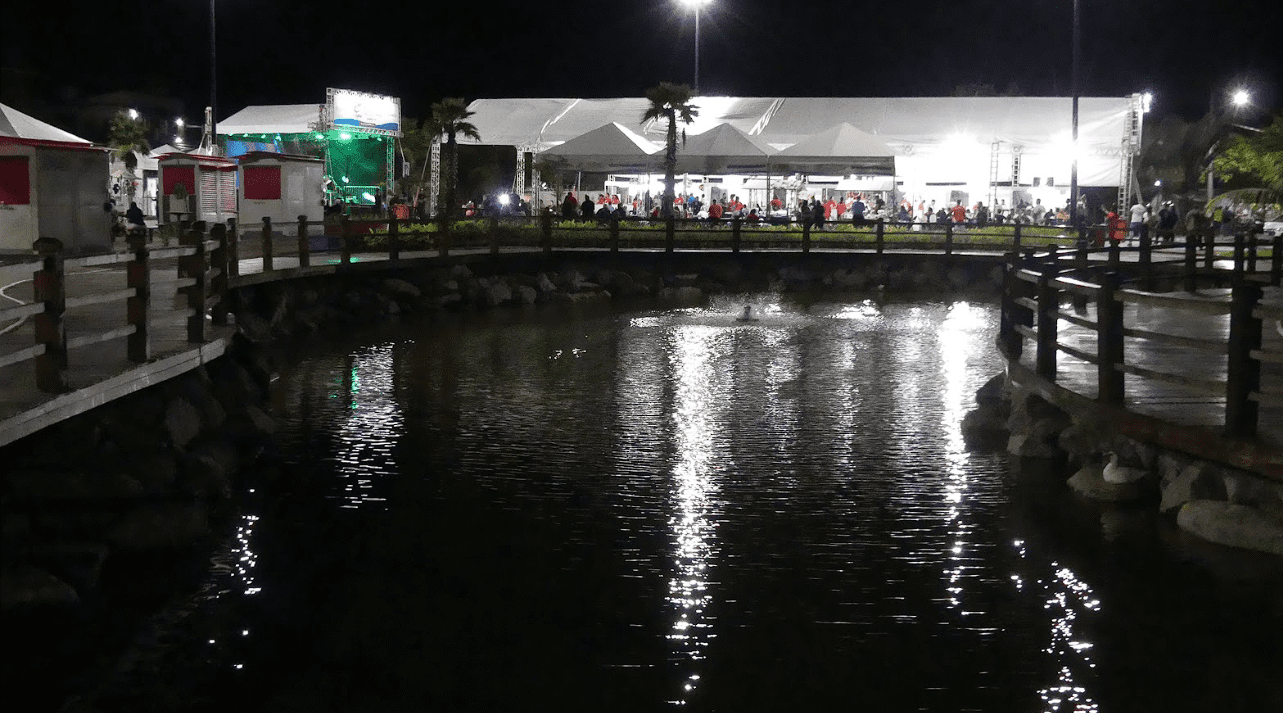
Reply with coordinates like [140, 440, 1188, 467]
[1128, 200, 1146, 245]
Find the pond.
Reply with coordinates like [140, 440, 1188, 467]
[84, 294, 1283, 712]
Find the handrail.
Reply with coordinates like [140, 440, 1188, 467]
[999, 231, 1277, 441]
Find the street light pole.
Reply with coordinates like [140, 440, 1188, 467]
[1069, 0, 1080, 226]
[680, 0, 710, 95]
[209, 0, 218, 156]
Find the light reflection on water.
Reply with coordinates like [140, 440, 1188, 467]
[114, 294, 1283, 711]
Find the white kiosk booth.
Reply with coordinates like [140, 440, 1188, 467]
[156, 152, 238, 225]
[237, 151, 324, 227]
[1, 103, 111, 254]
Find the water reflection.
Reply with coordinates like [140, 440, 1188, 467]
[664, 324, 724, 705]
[331, 343, 401, 509]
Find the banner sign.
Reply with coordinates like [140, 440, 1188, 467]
[327, 88, 401, 137]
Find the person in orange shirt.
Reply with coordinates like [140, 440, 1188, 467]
[950, 200, 967, 223]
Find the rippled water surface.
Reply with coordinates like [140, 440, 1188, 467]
[100, 294, 1283, 712]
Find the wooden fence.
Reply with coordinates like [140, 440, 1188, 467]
[999, 236, 1283, 439]
[0, 223, 228, 394]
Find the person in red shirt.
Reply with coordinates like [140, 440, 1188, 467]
[836, 197, 846, 219]
[770, 196, 783, 211]
[610, 194, 620, 205]
[747, 208, 760, 223]
[823, 197, 837, 220]
[708, 201, 724, 220]
[950, 200, 967, 223]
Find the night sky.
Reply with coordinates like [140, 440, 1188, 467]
[4, 0, 1280, 132]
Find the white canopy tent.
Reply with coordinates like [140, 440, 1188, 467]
[674, 123, 776, 174]
[773, 122, 896, 175]
[542, 122, 659, 172]
[217, 104, 325, 136]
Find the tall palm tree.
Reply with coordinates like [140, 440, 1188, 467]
[427, 98, 481, 223]
[642, 83, 699, 218]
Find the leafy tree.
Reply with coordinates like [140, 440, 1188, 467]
[397, 116, 434, 202]
[1211, 115, 1283, 192]
[107, 110, 150, 171]
[642, 82, 699, 218]
[534, 154, 570, 208]
[426, 98, 481, 224]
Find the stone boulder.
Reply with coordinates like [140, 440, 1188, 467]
[961, 407, 1008, 451]
[1176, 501, 1283, 556]
[975, 373, 1011, 408]
[1066, 464, 1154, 502]
[1159, 463, 1228, 513]
[513, 285, 538, 305]
[380, 277, 421, 299]
[657, 286, 704, 302]
[448, 264, 473, 281]
[535, 273, 558, 294]
[1, 566, 79, 610]
[162, 398, 203, 449]
[439, 293, 463, 308]
[1007, 432, 1063, 459]
[480, 281, 513, 307]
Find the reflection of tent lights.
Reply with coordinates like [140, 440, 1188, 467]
[339, 132, 351, 140]
[362, 192, 375, 202]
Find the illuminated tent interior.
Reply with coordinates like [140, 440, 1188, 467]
[464, 96, 1143, 212]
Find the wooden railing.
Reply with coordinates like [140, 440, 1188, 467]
[999, 234, 1283, 439]
[0, 222, 229, 394]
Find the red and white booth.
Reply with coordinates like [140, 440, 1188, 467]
[1, 103, 111, 254]
[237, 151, 324, 226]
[157, 152, 237, 225]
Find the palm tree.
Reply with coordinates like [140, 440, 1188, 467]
[427, 98, 481, 224]
[642, 83, 699, 218]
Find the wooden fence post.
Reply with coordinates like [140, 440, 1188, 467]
[944, 222, 954, 255]
[802, 220, 811, 253]
[32, 237, 68, 393]
[181, 223, 208, 343]
[1203, 229, 1214, 271]
[389, 216, 401, 260]
[1013, 222, 1022, 252]
[126, 231, 150, 362]
[609, 217, 620, 253]
[541, 210, 553, 256]
[1036, 248, 1059, 380]
[1073, 238, 1089, 313]
[260, 216, 273, 273]
[1232, 232, 1245, 282]
[486, 217, 497, 256]
[1184, 232, 1198, 292]
[1246, 232, 1258, 274]
[1139, 225, 1154, 291]
[438, 219, 451, 258]
[1272, 234, 1282, 286]
[1225, 280, 1262, 437]
[731, 215, 742, 253]
[297, 215, 310, 268]
[226, 218, 239, 278]
[209, 223, 229, 326]
[1097, 271, 1125, 404]
[1107, 232, 1121, 270]
[875, 219, 885, 254]
[665, 216, 675, 253]
[998, 254, 1022, 360]
[340, 216, 353, 264]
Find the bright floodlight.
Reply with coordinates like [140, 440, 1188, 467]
[1231, 89, 1250, 107]
[679, 0, 710, 7]
[1141, 92, 1153, 113]
[1154, 180, 1162, 187]
[498, 193, 511, 205]
[128, 108, 139, 120]
[175, 117, 184, 128]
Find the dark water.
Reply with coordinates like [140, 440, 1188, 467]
[85, 295, 1282, 712]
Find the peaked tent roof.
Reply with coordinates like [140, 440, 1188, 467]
[676, 122, 776, 174]
[542, 122, 659, 171]
[773, 122, 896, 174]
[218, 104, 324, 135]
[0, 103, 92, 145]
[777, 122, 894, 158]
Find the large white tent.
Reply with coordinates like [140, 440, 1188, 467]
[542, 122, 658, 172]
[1, 103, 110, 254]
[674, 123, 776, 174]
[462, 95, 1144, 211]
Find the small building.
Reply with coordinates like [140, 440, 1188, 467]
[0, 102, 111, 254]
[156, 152, 237, 225]
[237, 151, 324, 227]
